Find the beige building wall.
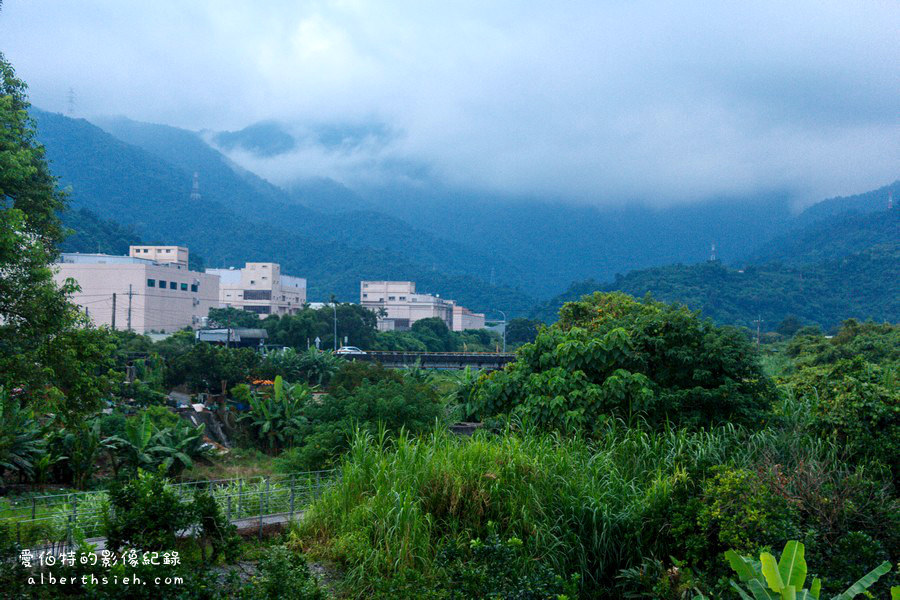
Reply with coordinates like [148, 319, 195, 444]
[54, 254, 219, 333]
[207, 262, 307, 317]
[361, 280, 479, 332]
[451, 304, 486, 331]
[129, 245, 189, 268]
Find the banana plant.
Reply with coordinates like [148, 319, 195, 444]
[726, 540, 892, 600]
[106, 413, 208, 477]
[0, 388, 47, 484]
[239, 376, 310, 453]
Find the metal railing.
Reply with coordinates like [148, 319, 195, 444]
[1, 470, 338, 548]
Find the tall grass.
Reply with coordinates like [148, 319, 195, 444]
[293, 422, 763, 596]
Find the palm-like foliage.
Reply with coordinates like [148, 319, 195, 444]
[259, 348, 343, 387]
[240, 376, 311, 453]
[0, 387, 46, 483]
[106, 413, 209, 478]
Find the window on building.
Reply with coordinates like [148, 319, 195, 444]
[180, 283, 188, 291]
[165, 249, 171, 253]
[363, 283, 369, 288]
[158, 280, 166, 288]
[243, 289, 272, 300]
[388, 296, 396, 300]
[190, 284, 198, 292]
[399, 296, 406, 300]
[261, 276, 267, 280]
[147, 278, 155, 287]
[244, 305, 271, 314]
[250, 280, 256, 284]
[169, 281, 177, 290]
[362, 293, 368, 298]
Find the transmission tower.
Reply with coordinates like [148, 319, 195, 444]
[190, 172, 201, 201]
[67, 87, 76, 115]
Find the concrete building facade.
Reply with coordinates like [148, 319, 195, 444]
[206, 262, 307, 317]
[360, 281, 485, 332]
[128, 245, 189, 268]
[451, 303, 486, 331]
[53, 252, 220, 333]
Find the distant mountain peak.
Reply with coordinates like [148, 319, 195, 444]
[210, 120, 297, 157]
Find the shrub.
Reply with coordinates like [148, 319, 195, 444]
[791, 357, 898, 475]
[104, 469, 193, 552]
[240, 545, 324, 600]
[280, 372, 444, 471]
[691, 467, 799, 568]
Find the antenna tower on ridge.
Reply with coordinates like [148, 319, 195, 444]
[190, 172, 201, 201]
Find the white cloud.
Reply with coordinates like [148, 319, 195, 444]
[2, 0, 898, 205]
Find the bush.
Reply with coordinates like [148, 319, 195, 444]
[791, 357, 899, 475]
[240, 545, 324, 600]
[279, 371, 444, 471]
[104, 469, 193, 552]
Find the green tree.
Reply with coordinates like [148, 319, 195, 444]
[505, 317, 542, 346]
[0, 52, 113, 416]
[473, 292, 774, 430]
[208, 306, 262, 328]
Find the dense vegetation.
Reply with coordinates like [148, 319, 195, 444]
[293, 295, 899, 598]
[2, 49, 898, 599]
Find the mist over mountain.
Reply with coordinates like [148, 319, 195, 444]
[35, 107, 897, 327]
[35, 109, 533, 314]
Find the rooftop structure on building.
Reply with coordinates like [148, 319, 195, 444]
[206, 262, 307, 318]
[360, 281, 485, 332]
[195, 327, 268, 348]
[54, 247, 219, 334]
[129, 245, 189, 268]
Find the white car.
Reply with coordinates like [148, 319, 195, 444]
[335, 346, 367, 356]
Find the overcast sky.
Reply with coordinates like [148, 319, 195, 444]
[2, 0, 898, 205]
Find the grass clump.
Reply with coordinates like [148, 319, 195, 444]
[292, 424, 750, 597]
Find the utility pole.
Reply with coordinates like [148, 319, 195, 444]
[126, 284, 134, 332]
[753, 316, 764, 350]
[330, 294, 338, 351]
[111, 293, 117, 330]
[492, 309, 508, 353]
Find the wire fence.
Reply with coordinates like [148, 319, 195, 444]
[0, 470, 338, 548]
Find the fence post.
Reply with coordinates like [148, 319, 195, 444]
[72, 495, 78, 525]
[289, 476, 295, 518]
[265, 478, 270, 516]
[258, 483, 264, 540]
[238, 480, 243, 519]
[227, 496, 232, 522]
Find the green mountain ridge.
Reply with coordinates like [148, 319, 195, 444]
[34, 109, 533, 314]
[532, 208, 899, 329]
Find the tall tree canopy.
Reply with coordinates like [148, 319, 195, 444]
[0, 52, 112, 415]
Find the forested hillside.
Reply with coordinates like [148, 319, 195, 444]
[532, 235, 899, 330]
[746, 194, 899, 266]
[58, 207, 141, 255]
[34, 109, 532, 313]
